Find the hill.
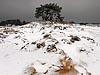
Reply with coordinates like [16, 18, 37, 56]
[0, 22, 100, 75]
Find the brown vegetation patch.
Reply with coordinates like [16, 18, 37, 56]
[43, 34, 51, 39]
[70, 35, 81, 43]
[3, 28, 18, 34]
[47, 44, 57, 52]
[36, 42, 45, 49]
[24, 67, 37, 75]
[56, 56, 79, 75]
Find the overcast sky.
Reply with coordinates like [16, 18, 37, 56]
[0, 0, 100, 23]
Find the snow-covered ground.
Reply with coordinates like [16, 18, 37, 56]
[0, 22, 100, 75]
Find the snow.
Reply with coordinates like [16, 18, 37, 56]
[0, 22, 100, 75]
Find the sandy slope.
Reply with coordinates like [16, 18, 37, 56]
[0, 22, 100, 75]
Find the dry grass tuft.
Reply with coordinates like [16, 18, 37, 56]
[55, 56, 78, 75]
[24, 67, 37, 75]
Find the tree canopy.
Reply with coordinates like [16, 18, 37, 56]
[35, 3, 64, 22]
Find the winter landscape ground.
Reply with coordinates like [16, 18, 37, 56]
[0, 22, 100, 75]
